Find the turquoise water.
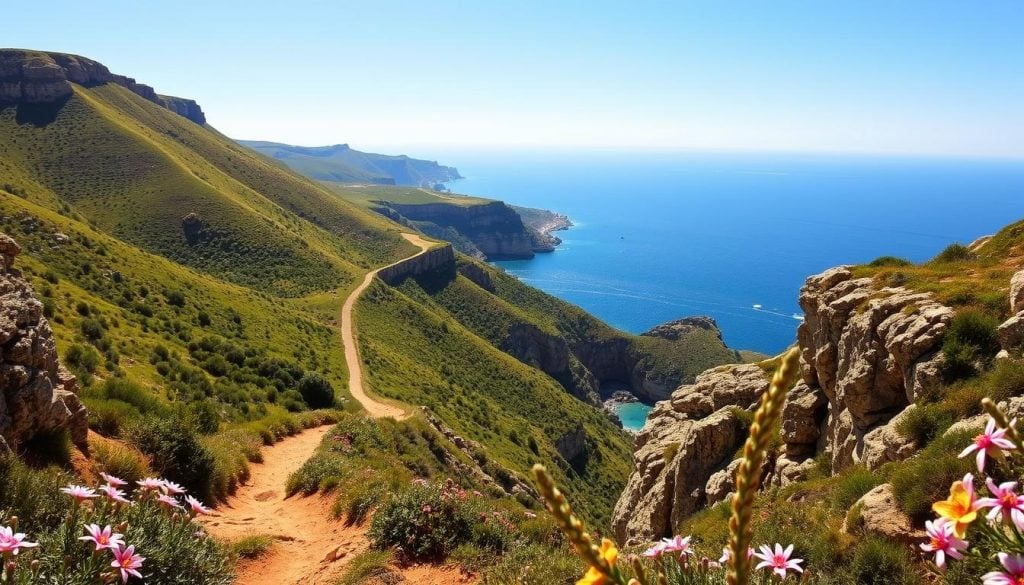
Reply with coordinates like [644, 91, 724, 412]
[448, 150, 1024, 355]
[614, 402, 655, 432]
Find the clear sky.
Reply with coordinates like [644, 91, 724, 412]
[5, 1, 1023, 158]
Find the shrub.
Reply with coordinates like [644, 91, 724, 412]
[830, 466, 883, 512]
[228, 535, 274, 560]
[942, 309, 1000, 381]
[368, 482, 475, 560]
[984, 359, 1024, 403]
[82, 397, 141, 436]
[127, 416, 217, 501]
[869, 256, 913, 267]
[336, 550, 398, 585]
[933, 243, 975, 263]
[895, 403, 953, 447]
[297, 372, 335, 408]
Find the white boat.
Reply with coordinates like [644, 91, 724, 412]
[752, 304, 762, 310]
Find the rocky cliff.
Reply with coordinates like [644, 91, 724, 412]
[0, 49, 206, 124]
[377, 243, 456, 285]
[0, 233, 88, 454]
[612, 266, 955, 543]
[376, 201, 546, 260]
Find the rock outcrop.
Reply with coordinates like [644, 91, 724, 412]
[796, 266, 952, 471]
[0, 233, 87, 453]
[0, 49, 206, 124]
[613, 266, 956, 543]
[376, 201, 545, 260]
[643, 317, 723, 342]
[998, 269, 1024, 357]
[376, 243, 456, 285]
[845, 484, 917, 543]
[611, 364, 766, 543]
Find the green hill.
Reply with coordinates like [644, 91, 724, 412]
[239, 140, 462, 186]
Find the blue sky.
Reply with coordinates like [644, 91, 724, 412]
[5, 1, 1023, 157]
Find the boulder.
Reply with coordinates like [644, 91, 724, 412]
[845, 484, 917, 543]
[1012, 270, 1024, 314]
[998, 313, 1024, 353]
[860, 405, 918, 470]
[781, 382, 827, 448]
[705, 459, 741, 505]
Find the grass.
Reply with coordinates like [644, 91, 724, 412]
[227, 535, 275, 560]
[335, 550, 399, 585]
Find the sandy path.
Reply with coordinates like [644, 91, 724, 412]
[340, 232, 433, 420]
[202, 426, 367, 585]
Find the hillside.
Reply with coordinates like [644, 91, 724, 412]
[239, 140, 462, 187]
[0, 49, 749, 538]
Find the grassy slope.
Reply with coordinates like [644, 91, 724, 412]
[356, 278, 632, 526]
[327, 183, 494, 208]
[0, 78, 643, 526]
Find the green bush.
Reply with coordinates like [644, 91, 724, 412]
[894, 403, 953, 447]
[128, 416, 217, 501]
[228, 535, 274, 560]
[933, 243, 975, 263]
[869, 256, 913, 268]
[368, 482, 475, 560]
[297, 372, 336, 408]
[482, 542, 581, 584]
[830, 466, 883, 512]
[942, 309, 1000, 381]
[90, 439, 150, 487]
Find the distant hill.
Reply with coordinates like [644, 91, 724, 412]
[238, 140, 462, 187]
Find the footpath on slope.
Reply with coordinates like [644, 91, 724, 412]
[340, 232, 435, 420]
[204, 234, 470, 585]
[202, 426, 469, 585]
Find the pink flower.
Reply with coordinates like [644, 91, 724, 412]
[960, 418, 1015, 473]
[60, 484, 98, 502]
[99, 485, 131, 505]
[983, 552, 1024, 585]
[110, 544, 145, 583]
[160, 480, 186, 495]
[137, 478, 163, 492]
[421, 505, 432, 515]
[920, 518, 968, 569]
[0, 525, 39, 555]
[100, 473, 128, 487]
[642, 542, 667, 558]
[78, 524, 125, 552]
[754, 544, 804, 579]
[660, 535, 694, 558]
[978, 479, 1024, 529]
[185, 495, 211, 516]
[157, 494, 182, 511]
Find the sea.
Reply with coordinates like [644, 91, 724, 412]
[447, 150, 1024, 430]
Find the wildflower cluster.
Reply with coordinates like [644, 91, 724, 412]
[2, 473, 214, 584]
[921, 401, 1024, 583]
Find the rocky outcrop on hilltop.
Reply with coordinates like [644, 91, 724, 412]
[644, 317, 723, 342]
[0, 49, 206, 124]
[377, 201, 549, 260]
[613, 266, 956, 543]
[0, 234, 88, 454]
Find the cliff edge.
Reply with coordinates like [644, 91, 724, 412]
[0, 49, 206, 124]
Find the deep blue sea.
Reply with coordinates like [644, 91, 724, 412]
[449, 151, 1024, 357]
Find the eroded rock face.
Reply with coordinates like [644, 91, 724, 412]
[797, 267, 952, 470]
[611, 367, 759, 544]
[613, 266, 956, 541]
[1011, 270, 1024, 315]
[845, 484, 917, 543]
[0, 49, 206, 124]
[0, 233, 87, 453]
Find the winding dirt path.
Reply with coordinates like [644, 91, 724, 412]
[340, 232, 434, 420]
[203, 235, 472, 585]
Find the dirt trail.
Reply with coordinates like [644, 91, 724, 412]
[203, 426, 472, 585]
[340, 232, 434, 420]
[205, 236, 472, 585]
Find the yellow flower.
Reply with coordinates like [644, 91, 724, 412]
[577, 539, 618, 585]
[932, 475, 978, 537]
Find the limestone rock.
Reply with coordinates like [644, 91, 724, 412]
[612, 404, 745, 544]
[769, 453, 817, 487]
[0, 233, 88, 451]
[705, 459, 740, 505]
[1012, 270, 1024, 314]
[669, 364, 768, 419]
[860, 405, 918, 470]
[845, 484, 917, 543]
[998, 313, 1024, 353]
[781, 382, 827, 448]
